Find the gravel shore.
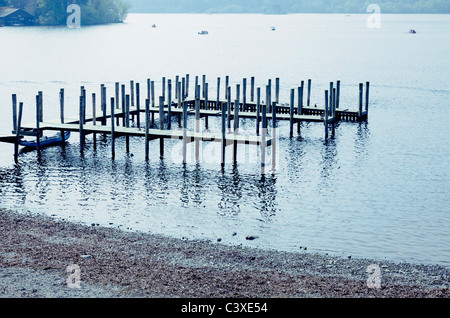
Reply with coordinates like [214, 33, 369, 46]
[0, 209, 449, 299]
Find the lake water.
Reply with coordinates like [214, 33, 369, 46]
[1, 13, 449, 267]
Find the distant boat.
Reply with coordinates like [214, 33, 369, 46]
[152, 24, 156, 28]
[198, 30, 208, 35]
[19, 131, 70, 149]
[409, 29, 417, 34]
[270, 26, 276, 31]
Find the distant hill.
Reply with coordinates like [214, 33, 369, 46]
[2, 0, 130, 25]
[125, 0, 450, 14]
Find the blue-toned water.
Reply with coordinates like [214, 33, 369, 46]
[0, 13, 449, 267]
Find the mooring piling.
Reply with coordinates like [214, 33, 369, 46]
[14, 102, 23, 162]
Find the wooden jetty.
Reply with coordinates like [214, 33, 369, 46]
[4, 75, 369, 171]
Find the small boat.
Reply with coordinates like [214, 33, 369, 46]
[409, 29, 417, 34]
[19, 131, 71, 149]
[198, 30, 208, 35]
[152, 24, 156, 28]
[271, 26, 276, 31]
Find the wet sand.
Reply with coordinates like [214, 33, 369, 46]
[0, 209, 449, 298]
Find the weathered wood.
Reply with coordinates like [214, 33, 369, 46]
[336, 80, 341, 109]
[130, 80, 135, 107]
[38, 91, 43, 123]
[216, 77, 220, 111]
[162, 77, 166, 102]
[365, 81, 370, 116]
[183, 100, 188, 164]
[272, 101, 277, 170]
[12, 94, 17, 132]
[243, 78, 247, 111]
[307, 79, 311, 106]
[92, 93, 97, 150]
[225, 76, 229, 99]
[126, 94, 130, 153]
[261, 101, 267, 173]
[136, 82, 141, 128]
[234, 99, 239, 132]
[185, 74, 190, 97]
[275, 77, 280, 104]
[168, 79, 172, 130]
[251, 76, 255, 102]
[36, 94, 40, 152]
[359, 83, 363, 120]
[227, 86, 231, 129]
[221, 100, 226, 166]
[59, 89, 65, 148]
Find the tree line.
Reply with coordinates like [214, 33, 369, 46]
[1, 0, 130, 25]
[126, 0, 450, 14]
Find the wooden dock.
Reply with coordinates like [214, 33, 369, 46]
[4, 75, 369, 170]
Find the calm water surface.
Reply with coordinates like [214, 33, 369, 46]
[0, 14, 449, 267]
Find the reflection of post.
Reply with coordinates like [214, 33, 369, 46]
[14, 102, 23, 163]
[159, 96, 164, 159]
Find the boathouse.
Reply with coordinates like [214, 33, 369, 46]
[0, 7, 35, 26]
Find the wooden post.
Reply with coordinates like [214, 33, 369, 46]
[79, 95, 84, 152]
[175, 75, 179, 100]
[121, 84, 126, 126]
[59, 89, 65, 148]
[101, 85, 107, 126]
[225, 76, 229, 99]
[307, 79, 311, 106]
[267, 80, 272, 113]
[162, 77, 166, 102]
[289, 88, 294, 137]
[130, 80, 135, 107]
[115, 82, 120, 125]
[92, 93, 97, 150]
[329, 82, 334, 112]
[136, 82, 141, 128]
[168, 79, 172, 130]
[251, 76, 255, 102]
[325, 90, 329, 140]
[227, 86, 231, 130]
[275, 77, 280, 104]
[126, 94, 130, 153]
[216, 77, 220, 110]
[111, 97, 115, 159]
[261, 102, 267, 173]
[242, 78, 247, 111]
[185, 74, 190, 97]
[195, 76, 199, 99]
[336, 80, 341, 109]
[365, 81, 370, 116]
[202, 74, 206, 98]
[182, 77, 186, 101]
[12, 94, 17, 132]
[272, 101, 277, 171]
[233, 100, 238, 164]
[145, 99, 150, 160]
[178, 81, 182, 127]
[38, 91, 43, 123]
[14, 102, 23, 162]
[359, 83, 363, 120]
[35, 95, 40, 153]
[147, 78, 151, 101]
[234, 99, 239, 132]
[256, 87, 261, 135]
[159, 96, 164, 159]
[265, 85, 270, 128]
[205, 82, 209, 129]
[151, 81, 155, 107]
[195, 90, 200, 162]
[332, 88, 336, 137]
